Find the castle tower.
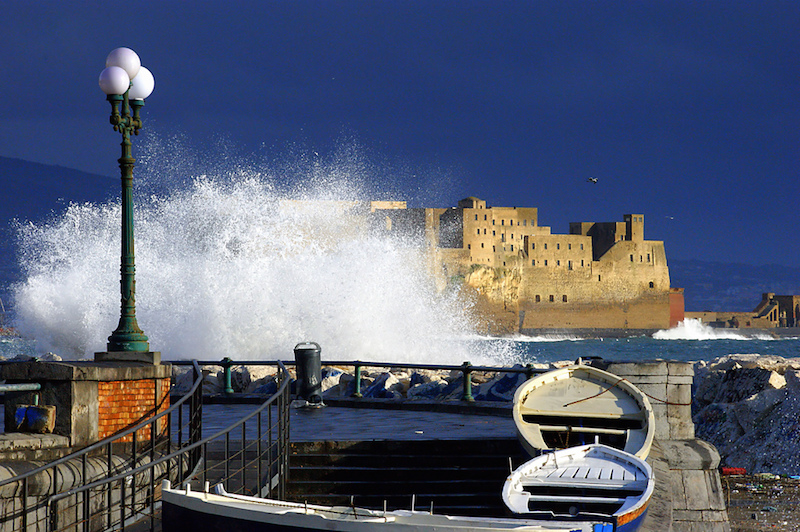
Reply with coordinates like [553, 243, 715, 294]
[624, 214, 644, 241]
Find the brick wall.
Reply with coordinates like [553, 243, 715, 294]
[97, 378, 170, 441]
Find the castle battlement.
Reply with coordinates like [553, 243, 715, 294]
[371, 197, 683, 331]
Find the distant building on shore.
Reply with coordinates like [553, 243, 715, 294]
[686, 293, 800, 329]
[369, 197, 685, 332]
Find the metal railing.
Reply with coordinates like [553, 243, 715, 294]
[0, 355, 538, 531]
[208, 359, 547, 402]
[0, 361, 205, 531]
[46, 360, 290, 532]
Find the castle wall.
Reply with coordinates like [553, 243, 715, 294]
[372, 197, 677, 331]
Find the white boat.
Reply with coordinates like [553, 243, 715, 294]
[512, 365, 654, 459]
[161, 480, 616, 531]
[502, 444, 653, 532]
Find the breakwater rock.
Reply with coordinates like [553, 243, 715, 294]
[693, 354, 800, 475]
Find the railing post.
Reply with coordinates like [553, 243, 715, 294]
[525, 363, 536, 380]
[221, 357, 234, 395]
[352, 362, 363, 398]
[22, 476, 27, 531]
[461, 361, 475, 402]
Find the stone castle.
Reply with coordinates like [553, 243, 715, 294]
[368, 196, 685, 333]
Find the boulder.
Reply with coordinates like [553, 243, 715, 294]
[693, 402, 744, 457]
[253, 377, 278, 396]
[407, 378, 448, 399]
[694, 356, 800, 475]
[242, 366, 279, 393]
[697, 367, 785, 407]
[734, 388, 787, 433]
[362, 372, 404, 399]
[475, 371, 527, 402]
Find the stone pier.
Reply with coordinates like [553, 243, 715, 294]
[603, 361, 729, 532]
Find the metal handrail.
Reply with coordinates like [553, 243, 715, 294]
[0, 360, 204, 532]
[47, 360, 291, 532]
[0, 361, 203, 490]
[171, 358, 546, 402]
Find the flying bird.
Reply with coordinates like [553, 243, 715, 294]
[587, 177, 598, 184]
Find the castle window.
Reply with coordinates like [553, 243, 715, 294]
[477, 229, 480, 235]
[630, 254, 634, 262]
[492, 220, 495, 225]
[549, 295, 554, 302]
[501, 234, 506, 242]
[481, 243, 485, 248]
[568, 261, 572, 270]
[484, 214, 487, 220]
[531, 219, 535, 226]
[523, 220, 527, 226]
[475, 214, 478, 221]
[598, 275, 601, 281]
[563, 295, 568, 302]
[581, 260, 585, 267]
[532, 243, 535, 249]
[503, 261, 506, 266]
[557, 243, 560, 250]
[557, 260, 560, 266]
[649, 281, 654, 288]
[511, 245, 514, 251]
[580, 244, 584, 250]
[640, 255, 643, 262]
[493, 230, 496, 236]
[502, 220, 505, 225]
[484, 228, 487, 234]
[535, 295, 541, 302]
[511, 233, 514, 239]
[568, 243, 572, 250]
[467, 244, 471, 250]
[532, 260, 535, 266]
[493, 246, 496, 251]
[544, 260, 548, 266]
[647, 253, 651, 262]
[544, 243, 548, 250]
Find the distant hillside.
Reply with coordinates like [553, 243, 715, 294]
[0, 157, 116, 316]
[670, 259, 800, 312]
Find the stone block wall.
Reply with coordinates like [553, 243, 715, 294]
[601, 361, 729, 532]
[604, 361, 695, 440]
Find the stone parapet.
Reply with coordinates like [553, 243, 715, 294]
[604, 360, 695, 440]
[658, 439, 730, 532]
[2, 361, 171, 447]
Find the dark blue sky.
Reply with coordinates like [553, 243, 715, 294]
[1, 1, 798, 266]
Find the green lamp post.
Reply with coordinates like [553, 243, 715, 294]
[98, 47, 155, 357]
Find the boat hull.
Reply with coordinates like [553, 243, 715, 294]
[161, 482, 609, 532]
[512, 365, 655, 459]
[502, 444, 653, 532]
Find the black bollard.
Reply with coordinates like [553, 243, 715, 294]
[294, 342, 323, 406]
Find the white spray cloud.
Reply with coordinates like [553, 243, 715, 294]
[11, 139, 505, 364]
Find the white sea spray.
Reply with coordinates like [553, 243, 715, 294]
[11, 139, 501, 364]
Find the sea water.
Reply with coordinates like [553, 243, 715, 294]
[5, 137, 799, 366]
[3, 322, 798, 367]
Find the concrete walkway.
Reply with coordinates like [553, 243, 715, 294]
[201, 403, 517, 441]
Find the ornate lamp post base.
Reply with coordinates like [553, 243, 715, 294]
[96, 351, 162, 364]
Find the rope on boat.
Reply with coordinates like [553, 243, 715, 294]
[563, 377, 692, 407]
